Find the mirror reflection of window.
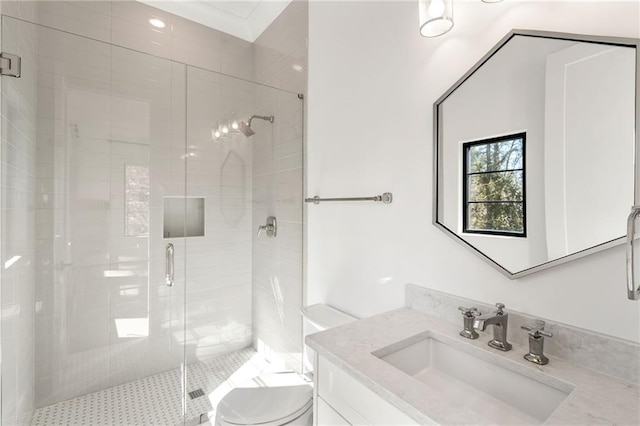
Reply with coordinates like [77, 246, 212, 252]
[125, 164, 150, 236]
[463, 133, 526, 237]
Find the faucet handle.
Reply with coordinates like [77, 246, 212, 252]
[458, 307, 481, 339]
[522, 320, 552, 365]
[458, 306, 481, 318]
[495, 303, 506, 314]
[521, 320, 553, 338]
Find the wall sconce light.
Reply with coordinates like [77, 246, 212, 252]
[419, 0, 453, 37]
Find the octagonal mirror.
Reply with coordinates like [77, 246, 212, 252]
[434, 29, 639, 278]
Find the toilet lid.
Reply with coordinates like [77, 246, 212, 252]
[217, 385, 313, 425]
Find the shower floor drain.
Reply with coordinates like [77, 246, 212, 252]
[189, 389, 205, 400]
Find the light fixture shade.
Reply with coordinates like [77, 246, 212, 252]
[148, 18, 166, 28]
[419, 0, 453, 37]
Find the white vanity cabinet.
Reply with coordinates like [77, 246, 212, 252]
[313, 355, 419, 426]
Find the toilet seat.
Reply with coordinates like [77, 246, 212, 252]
[217, 384, 313, 426]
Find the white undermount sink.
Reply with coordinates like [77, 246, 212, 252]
[373, 332, 575, 425]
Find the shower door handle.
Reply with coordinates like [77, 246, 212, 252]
[166, 243, 174, 287]
[627, 206, 640, 300]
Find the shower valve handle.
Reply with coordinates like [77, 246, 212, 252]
[257, 216, 277, 238]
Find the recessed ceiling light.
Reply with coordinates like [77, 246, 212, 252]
[149, 18, 166, 29]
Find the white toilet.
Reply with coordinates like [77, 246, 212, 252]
[214, 304, 357, 426]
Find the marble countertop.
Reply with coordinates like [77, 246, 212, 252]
[306, 308, 640, 425]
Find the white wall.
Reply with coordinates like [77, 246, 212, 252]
[544, 44, 635, 258]
[307, 0, 640, 342]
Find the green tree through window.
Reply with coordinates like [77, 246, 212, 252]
[463, 133, 526, 237]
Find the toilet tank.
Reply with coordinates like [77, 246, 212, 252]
[300, 304, 357, 374]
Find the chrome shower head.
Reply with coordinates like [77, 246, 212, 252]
[238, 115, 274, 137]
[237, 120, 255, 137]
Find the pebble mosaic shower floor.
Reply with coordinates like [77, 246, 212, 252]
[31, 348, 270, 426]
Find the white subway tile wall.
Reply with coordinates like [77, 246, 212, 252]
[0, 0, 307, 422]
[254, 1, 308, 95]
[251, 0, 307, 372]
[184, 66, 255, 370]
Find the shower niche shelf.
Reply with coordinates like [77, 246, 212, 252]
[163, 197, 205, 238]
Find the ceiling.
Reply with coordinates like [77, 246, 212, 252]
[138, 0, 292, 42]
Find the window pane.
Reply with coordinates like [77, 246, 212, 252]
[468, 171, 523, 202]
[468, 202, 524, 233]
[125, 164, 150, 236]
[468, 137, 523, 173]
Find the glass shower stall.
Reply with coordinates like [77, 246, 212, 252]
[0, 13, 303, 425]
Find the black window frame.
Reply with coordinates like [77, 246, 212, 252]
[462, 132, 527, 238]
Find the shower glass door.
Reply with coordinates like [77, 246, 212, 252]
[183, 65, 304, 421]
[1, 17, 189, 425]
[1, 11, 304, 426]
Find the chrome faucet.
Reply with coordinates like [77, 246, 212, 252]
[473, 303, 512, 351]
